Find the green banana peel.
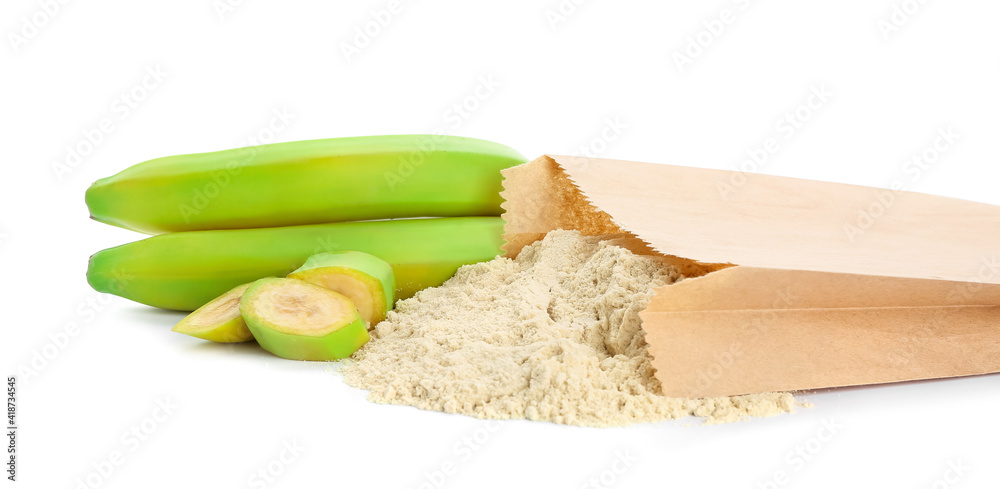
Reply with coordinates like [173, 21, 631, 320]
[87, 216, 504, 311]
[85, 135, 526, 234]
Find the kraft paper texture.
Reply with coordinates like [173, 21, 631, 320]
[500, 155, 1000, 398]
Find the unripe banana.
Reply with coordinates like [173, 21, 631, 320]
[241, 278, 370, 361]
[287, 251, 395, 327]
[85, 135, 526, 234]
[171, 283, 253, 342]
[87, 216, 504, 311]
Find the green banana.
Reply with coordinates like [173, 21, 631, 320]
[85, 135, 526, 234]
[171, 283, 253, 342]
[87, 217, 504, 311]
[288, 251, 395, 327]
[241, 278, 371, 361]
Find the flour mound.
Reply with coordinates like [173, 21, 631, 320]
[342, 230, 796, 426]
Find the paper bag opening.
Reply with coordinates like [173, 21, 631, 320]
[500, 155, 1000, 398]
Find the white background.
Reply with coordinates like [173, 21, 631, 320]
[2, 0, 999, 487]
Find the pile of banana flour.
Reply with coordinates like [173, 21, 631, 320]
[342, 230, 796, 426]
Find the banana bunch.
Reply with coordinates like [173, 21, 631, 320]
[86, 135, 525, 311]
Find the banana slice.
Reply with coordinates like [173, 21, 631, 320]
[171, 283, 253, 342]
[240, 278, 369, 360]
[287, 251, 395, 327]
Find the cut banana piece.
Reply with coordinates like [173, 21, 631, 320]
[171, 283, 253, 342]
[287, 251, 395, 327]
[240, 278, 370, 360]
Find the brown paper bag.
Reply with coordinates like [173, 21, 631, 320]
[501, 155, 1000, 398]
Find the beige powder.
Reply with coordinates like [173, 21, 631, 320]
[342, 230, 797, 426]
